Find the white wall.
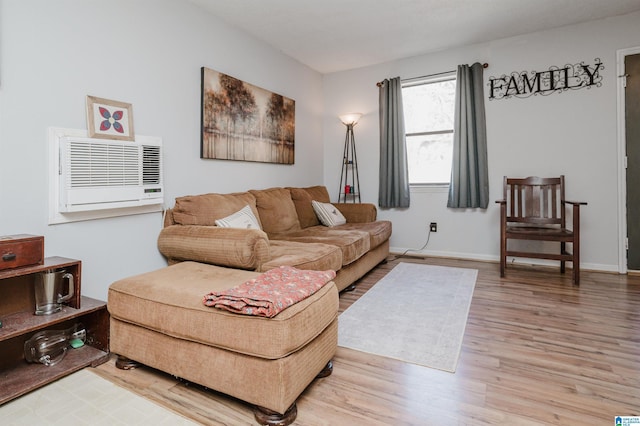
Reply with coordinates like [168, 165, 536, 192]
[0, 0, 323, 300]
[323, 11, 640, 272]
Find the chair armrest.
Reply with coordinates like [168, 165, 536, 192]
[495, 199, 506, 204]
[561, 201, 586, 233]
[333, 203, 377, 223]
[158, 225, 271, 270]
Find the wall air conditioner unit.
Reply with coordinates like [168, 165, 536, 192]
[58, 136, 163, 213]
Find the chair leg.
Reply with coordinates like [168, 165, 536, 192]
[500, 238, 506, 277]
[560, 242, 566, 274]
[499, 203, 506, 277]
[573, 242, 580, 286]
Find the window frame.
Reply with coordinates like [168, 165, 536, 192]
[402, 72, 457, 189]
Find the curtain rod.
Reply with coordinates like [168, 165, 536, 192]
[376, 63, 488, 87]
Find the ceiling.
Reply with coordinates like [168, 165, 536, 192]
[188, 0, 640, 74]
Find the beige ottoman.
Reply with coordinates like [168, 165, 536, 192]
[108, 261, 338, 425]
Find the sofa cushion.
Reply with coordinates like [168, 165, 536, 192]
[271, 227, 370, 266]
[249, 187, 301, 234]
[333, 220, 392, 250]
[261, 240, 342, 272]
[289, 186, 331, 228]
[172, 192, 261, 227]
[108, 261, 338, 360]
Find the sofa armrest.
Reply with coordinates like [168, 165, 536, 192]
[163, 208, 176, 227]
[333, 203, 377, 223]
[158, 225, 271, 270]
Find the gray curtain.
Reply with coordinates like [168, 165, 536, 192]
[379, 77, 410, 208]
[447, 63, 489, 209]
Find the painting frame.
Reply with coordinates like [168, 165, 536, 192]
[86, 95, 135, 141]
[200, 67, 295, 164]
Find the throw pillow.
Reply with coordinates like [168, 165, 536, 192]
[215, 205, 262, 230]
[312, 200, 347, 227]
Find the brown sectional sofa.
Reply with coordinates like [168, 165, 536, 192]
[158, 185, 392, 292]
[108, 185, 391, 425]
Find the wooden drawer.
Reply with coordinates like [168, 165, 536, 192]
[0, 234, 44, 271]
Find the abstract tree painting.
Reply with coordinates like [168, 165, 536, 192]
[201, 67, 295, 164]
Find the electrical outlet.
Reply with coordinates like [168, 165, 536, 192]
[429, 222, 437, 232]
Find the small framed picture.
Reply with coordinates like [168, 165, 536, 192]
[86, 95, 134, 141]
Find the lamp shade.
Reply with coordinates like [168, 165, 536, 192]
[339, 113, 362, 126]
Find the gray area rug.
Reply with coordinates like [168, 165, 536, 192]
[338, 262, 477, 372]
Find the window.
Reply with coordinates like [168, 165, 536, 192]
[402, 74, 456, 185]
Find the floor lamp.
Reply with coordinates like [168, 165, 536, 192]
[338, 113, 361, 203]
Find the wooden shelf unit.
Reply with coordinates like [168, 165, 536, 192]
[0, 257, 109, 405]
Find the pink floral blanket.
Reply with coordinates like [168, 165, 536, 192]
[203, 266, 336, 318]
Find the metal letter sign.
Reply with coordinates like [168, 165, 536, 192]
[488, 58, 604, 100]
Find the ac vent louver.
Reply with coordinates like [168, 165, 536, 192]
[67, 142, 140, 188]
[142, 145, 161, 185]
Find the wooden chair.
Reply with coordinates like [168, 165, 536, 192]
[496, 176, 586, 284]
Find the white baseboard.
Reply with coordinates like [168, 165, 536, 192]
[389, 247, 620, 273]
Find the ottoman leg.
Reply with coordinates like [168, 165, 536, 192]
[254, 403, 297, 426]
[115, 355, 142, 370]
[344, 284, 357, 292]
[316, 360, 333, 378]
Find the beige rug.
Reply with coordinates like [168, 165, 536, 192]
[338, 262, 477, 372]
[0, 368, 196, 425]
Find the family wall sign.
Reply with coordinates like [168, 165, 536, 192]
[488, 58, 604, 100]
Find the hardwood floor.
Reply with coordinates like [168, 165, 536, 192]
[94, 257, 640, 425]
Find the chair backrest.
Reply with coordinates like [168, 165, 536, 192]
[503, 176, 565, 226]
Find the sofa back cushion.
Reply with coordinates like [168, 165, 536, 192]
[172, 192, 262, 227]
[249, 187, 301, 234]
[289, 186, 331, 228]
